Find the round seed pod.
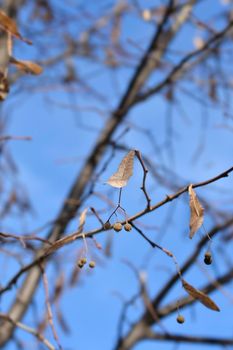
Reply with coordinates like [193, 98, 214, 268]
[124, 223, 132, 232]
[104, 221, 111, 230]
[204, 251, 212, 265]
[113, 222, 122, 232]
[80, 257, 87, 265]
[78, 261, 84, 269]
[89, 261, 96, 268]
[176, 315, 185, 324]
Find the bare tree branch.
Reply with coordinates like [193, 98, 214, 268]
[142, 330, 233, 347]
[0, 313, 55, 350]
[114, 267, 233, 350]
[1, 1, 201, 345]
[134, 18, 233, 105]
[1, 2, 233, 349]
[0, 164, 232, 298]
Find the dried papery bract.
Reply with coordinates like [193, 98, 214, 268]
[0, 10, 31, 44]
[188, 184, 204, 239]
[78, 209, 90, 254]
[10, 57, 43, 75]
[78, 207, 88, 231]
[0, 10, 39, 102]
[44, 208, 89, 256]
[106, 150, 135, 188]
[0, 10, 20, 38]
[182, 279, 220, 312]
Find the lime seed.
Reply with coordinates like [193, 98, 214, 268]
[89, 261, 96, 268]
[176, 315, 185, 324]
[113, 222, 122, 232]
[204, 251, 212, 265]
[80, 258, 87, 265]
[124, 223, 132, 232]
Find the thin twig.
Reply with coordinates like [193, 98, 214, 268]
[90, 207, 104, 226]
[135, 19, 233, 105]
[0, 313, 55, 350]
[1, 165, 233, 295]
[135, 150, 151, 209]
[144, 329, 233, 346]
[130, 222, 156, 248]
[0, 232, 53, 246]
[41, 265, 63, 350]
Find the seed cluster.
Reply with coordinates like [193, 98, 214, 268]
[111, 222, 132, 232]
[78, 258, 96, 269]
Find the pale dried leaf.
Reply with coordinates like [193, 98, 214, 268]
[182, 279, 220, 312]
[107, 150, 135, 188]
[188, 185, 204, 238]
[193, 36, 205, 49]
[142, 9, 152, 21]
[0, 10, 31, 44]
[10, 57, 43, 75]
[0, 10, 19, 36]
[78, 208, 88, 231]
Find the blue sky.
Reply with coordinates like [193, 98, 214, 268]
[1, 0, 233, 349]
